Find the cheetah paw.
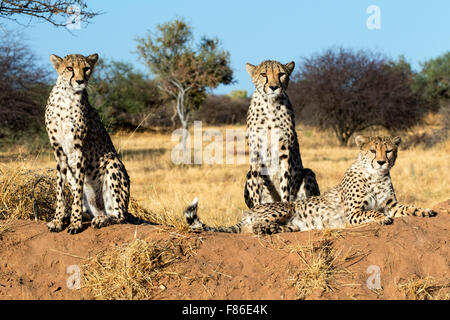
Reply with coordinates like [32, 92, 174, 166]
[378, 216, 393, 225]
[252, 223, 280, 235]
[91, 216, 111, 229]
[47, 219, 64, 232]
[67, 222, 83, 234]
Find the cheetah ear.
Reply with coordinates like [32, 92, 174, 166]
[246, 63, 256, 76]
[285, 61, 295, 75]
[86, 53, 99, 67]
[355, 135, 369, 148]
[50, 54, 63, 70]
[393, 136, 402, 147]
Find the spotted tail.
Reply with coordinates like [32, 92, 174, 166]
[184, 198, 243, 233]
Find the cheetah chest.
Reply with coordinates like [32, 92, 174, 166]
[48, 94, 85, 168]
[247, 104, 293, 158]
[364, 176, 394, 210]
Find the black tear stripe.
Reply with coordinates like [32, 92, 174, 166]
[69, 70, 76, 87]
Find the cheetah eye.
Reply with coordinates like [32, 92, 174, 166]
[370, 149, 376, 154]
[260, 73, 267, 77]
[83, 67, 91, 73]
[386, 149, 393, 154]
[279, 73, 286, 77]
[66, 67, 74, 72]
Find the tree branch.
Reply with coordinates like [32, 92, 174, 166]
[0, 0, 101, 28]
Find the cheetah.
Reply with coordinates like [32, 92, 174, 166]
[45, 53, 146, 234]
[244, 60, 320, 209]
[185, 135, 437, 234]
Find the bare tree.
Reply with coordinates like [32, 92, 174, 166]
[136, 19, 233, 151]
[0, 0, 100, 28]
[288, 47, 436, 145]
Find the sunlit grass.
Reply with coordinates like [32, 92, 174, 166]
[0, 125, 448, 228]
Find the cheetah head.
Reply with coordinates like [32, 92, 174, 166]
[50, 53, 98, 92]
[246, 60, 295, 97]
[355, 135, 402, 175]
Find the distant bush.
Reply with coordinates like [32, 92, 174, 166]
[288, 47, 438, 145]
[89, 59, 165, 131]
[193, 94, 249, 125]
[414, 51, 449, 104]
[0, 33, 50, 150]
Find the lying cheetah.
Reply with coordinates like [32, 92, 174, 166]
[186, 135, 437, 234]
[45, 53, 147, 234]
[244, 60, 320, 209]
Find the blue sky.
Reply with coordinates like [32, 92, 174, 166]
[2, 0, 449, 95]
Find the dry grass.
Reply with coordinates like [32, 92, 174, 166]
[0, 125, 448, 230]
[82, 238, 179, 300]
[287, 238, 370, 299]
[287, 239, 337, 299]
[397, 276, 450, 300]
[0, 163, 158, 224]
[118, 125, 449, 229]
[0, 219, 14, 237]
[0, 164, 57, 221]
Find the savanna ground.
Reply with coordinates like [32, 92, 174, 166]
[0, 121, 449, 300]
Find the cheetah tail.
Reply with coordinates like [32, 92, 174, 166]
[184, 198, 242, 233]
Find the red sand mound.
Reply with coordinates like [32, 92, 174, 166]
[0, 200, 448, 300]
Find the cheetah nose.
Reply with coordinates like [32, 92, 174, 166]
[75, 80, 85, 85]
[377, 160, 386, 166]
[269, 86, 279, 91]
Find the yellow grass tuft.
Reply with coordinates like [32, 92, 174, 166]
[0, 219, 14, 237]
[82, 238, 179, 300]
[0, 164, 58, 221]
[287, 239, 366, 299]
[0, 163, 160, 224]
[397, 276, 450, 300]
[287, 239, 337, 299]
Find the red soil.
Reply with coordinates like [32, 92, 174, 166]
[0, 200, 448, 300]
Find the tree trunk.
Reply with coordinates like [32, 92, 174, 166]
[170, 102, 178, 128]
[174, 84, 191, 154]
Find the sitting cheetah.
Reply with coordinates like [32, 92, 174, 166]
[244, 60, 320, 209]
[186, 135, 437, 234]
[45, 53, 146, 234]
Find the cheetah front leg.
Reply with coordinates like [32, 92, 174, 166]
[278, 142, 291, 202]
[244, 170, 259, 209]
[67, 144, 86, 234]
[48, 146, 69, 232]
[346, 209, 393, 226]
[245, 146, 264, 208]
[344, 196, 392, 226]
[383, 196, 437, 218]
[343, 185, 393, 226]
